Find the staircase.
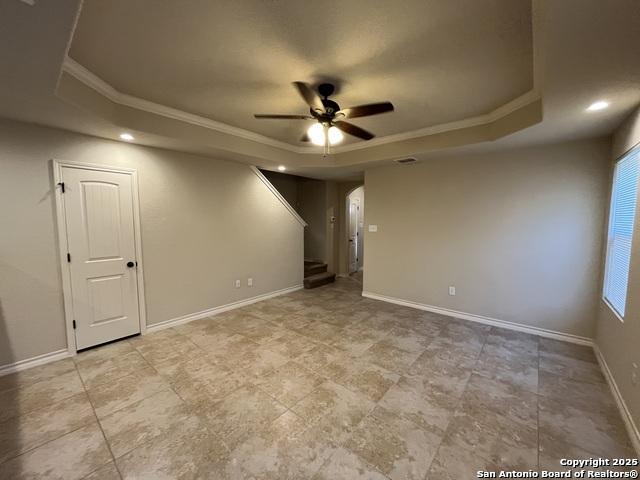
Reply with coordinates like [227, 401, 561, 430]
[303, 261, 336, 289]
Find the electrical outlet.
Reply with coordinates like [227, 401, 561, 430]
[234, 279, 241, 288]
[633, 362, 639, 386]
[448, 286, 456, 296]
[248, 277, 253, 287]
[368, 224, 378, 232]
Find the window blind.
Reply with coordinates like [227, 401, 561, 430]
[603, 148, 640, 319]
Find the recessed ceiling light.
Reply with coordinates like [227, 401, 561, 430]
[586, 101, 609, 112]
[277, 165, 286, 171]
[119, 133, 135, 141]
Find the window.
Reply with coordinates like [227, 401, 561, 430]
[603, 148, 640, 319]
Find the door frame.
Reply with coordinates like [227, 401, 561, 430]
[348, 197, 360, 273]
[52, 159, 147, 355]
[344, 184, 364, 275]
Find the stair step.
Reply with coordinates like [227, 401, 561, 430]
[303, 271, 336, 289]
[304, 262, 328, 277]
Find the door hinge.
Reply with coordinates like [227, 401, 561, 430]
[58, 182, 65, 193]
[67, 253, 71, 263]
[72, 320, 76, 329]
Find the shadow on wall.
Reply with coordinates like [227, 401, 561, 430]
[0, 166, 62, 474]
[0, 297, 23, 477]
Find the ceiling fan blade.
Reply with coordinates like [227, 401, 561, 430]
[333, 121, 375, 140]
[338, 102, 394, 119]
[293, 82, 325, 113]
[254, 114, 313, 119]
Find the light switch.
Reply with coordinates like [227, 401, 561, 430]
[368, 225, 378, 232]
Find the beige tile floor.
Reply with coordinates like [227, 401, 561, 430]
[0, 277, 637, 479]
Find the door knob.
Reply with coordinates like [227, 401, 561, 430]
[127, 261, 135, 268]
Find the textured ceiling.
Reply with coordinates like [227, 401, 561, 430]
[69, 0, 533, 145]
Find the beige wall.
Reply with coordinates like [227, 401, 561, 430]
[260, 170, 331, 265]
[261, 170, 300, 211]
[0, 119, 303, 366]
[364, 138, 610, 338]
[324, 181, 339, 274]
[596, 106, 640, 437]
[297, 178, 327, 262]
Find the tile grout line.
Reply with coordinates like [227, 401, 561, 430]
[73, 361, 124, 480]
[345, 320, 481, 479]
[0, 367, 95, 467]
[0, 422, 93, 468]
[10, 282, 629, 478]
[79, 337, 227, 471]
[426, 324, 493, 475]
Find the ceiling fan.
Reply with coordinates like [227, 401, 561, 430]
[254, 82, 394, 146]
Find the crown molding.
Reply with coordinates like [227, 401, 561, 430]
[335, 89, 541, 153]
[62, 56, 540, 156]
[62, 57, 312, 153]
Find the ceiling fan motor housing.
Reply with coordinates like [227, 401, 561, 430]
[254, 80, 393, 141]
[317, 83, 335, 98]
[319, 99, 340, 116]
[316, 83, 340, 116]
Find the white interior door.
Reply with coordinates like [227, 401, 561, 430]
[348, 198, 360, 273]
[61, 166, 141, 350]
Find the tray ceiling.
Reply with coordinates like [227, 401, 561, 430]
[69, 0, 534, 145]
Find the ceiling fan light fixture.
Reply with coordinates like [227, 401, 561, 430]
[307, 123, 343, 146]
[328, 126, 344, 145]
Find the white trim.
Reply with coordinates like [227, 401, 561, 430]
[62, 57, 311, 154]
[361, 291, 593, 346]
[52, 159, 148, 354]
[250, 166, 307, 227]
[0, 349, 71, 377]
[603, 297, 625, 324]
[594, 345, 640, 455]
[335, 89, 541, 153]
[0, 287, 302, 378]
[62, 56, 540, 155]
[146, 284, 303, 333]
[53, 160, 76, 357]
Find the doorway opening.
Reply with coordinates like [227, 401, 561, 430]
[347, 185, 364, 281]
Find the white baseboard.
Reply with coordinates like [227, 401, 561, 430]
[0, 285, 302, 377]
[594, 345, 640, 455]
[0, 349, 71, 377]
[146, 284, 303, 333]
[361, 291, 593, 346]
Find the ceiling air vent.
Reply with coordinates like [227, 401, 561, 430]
[394, 157, 418, 165]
